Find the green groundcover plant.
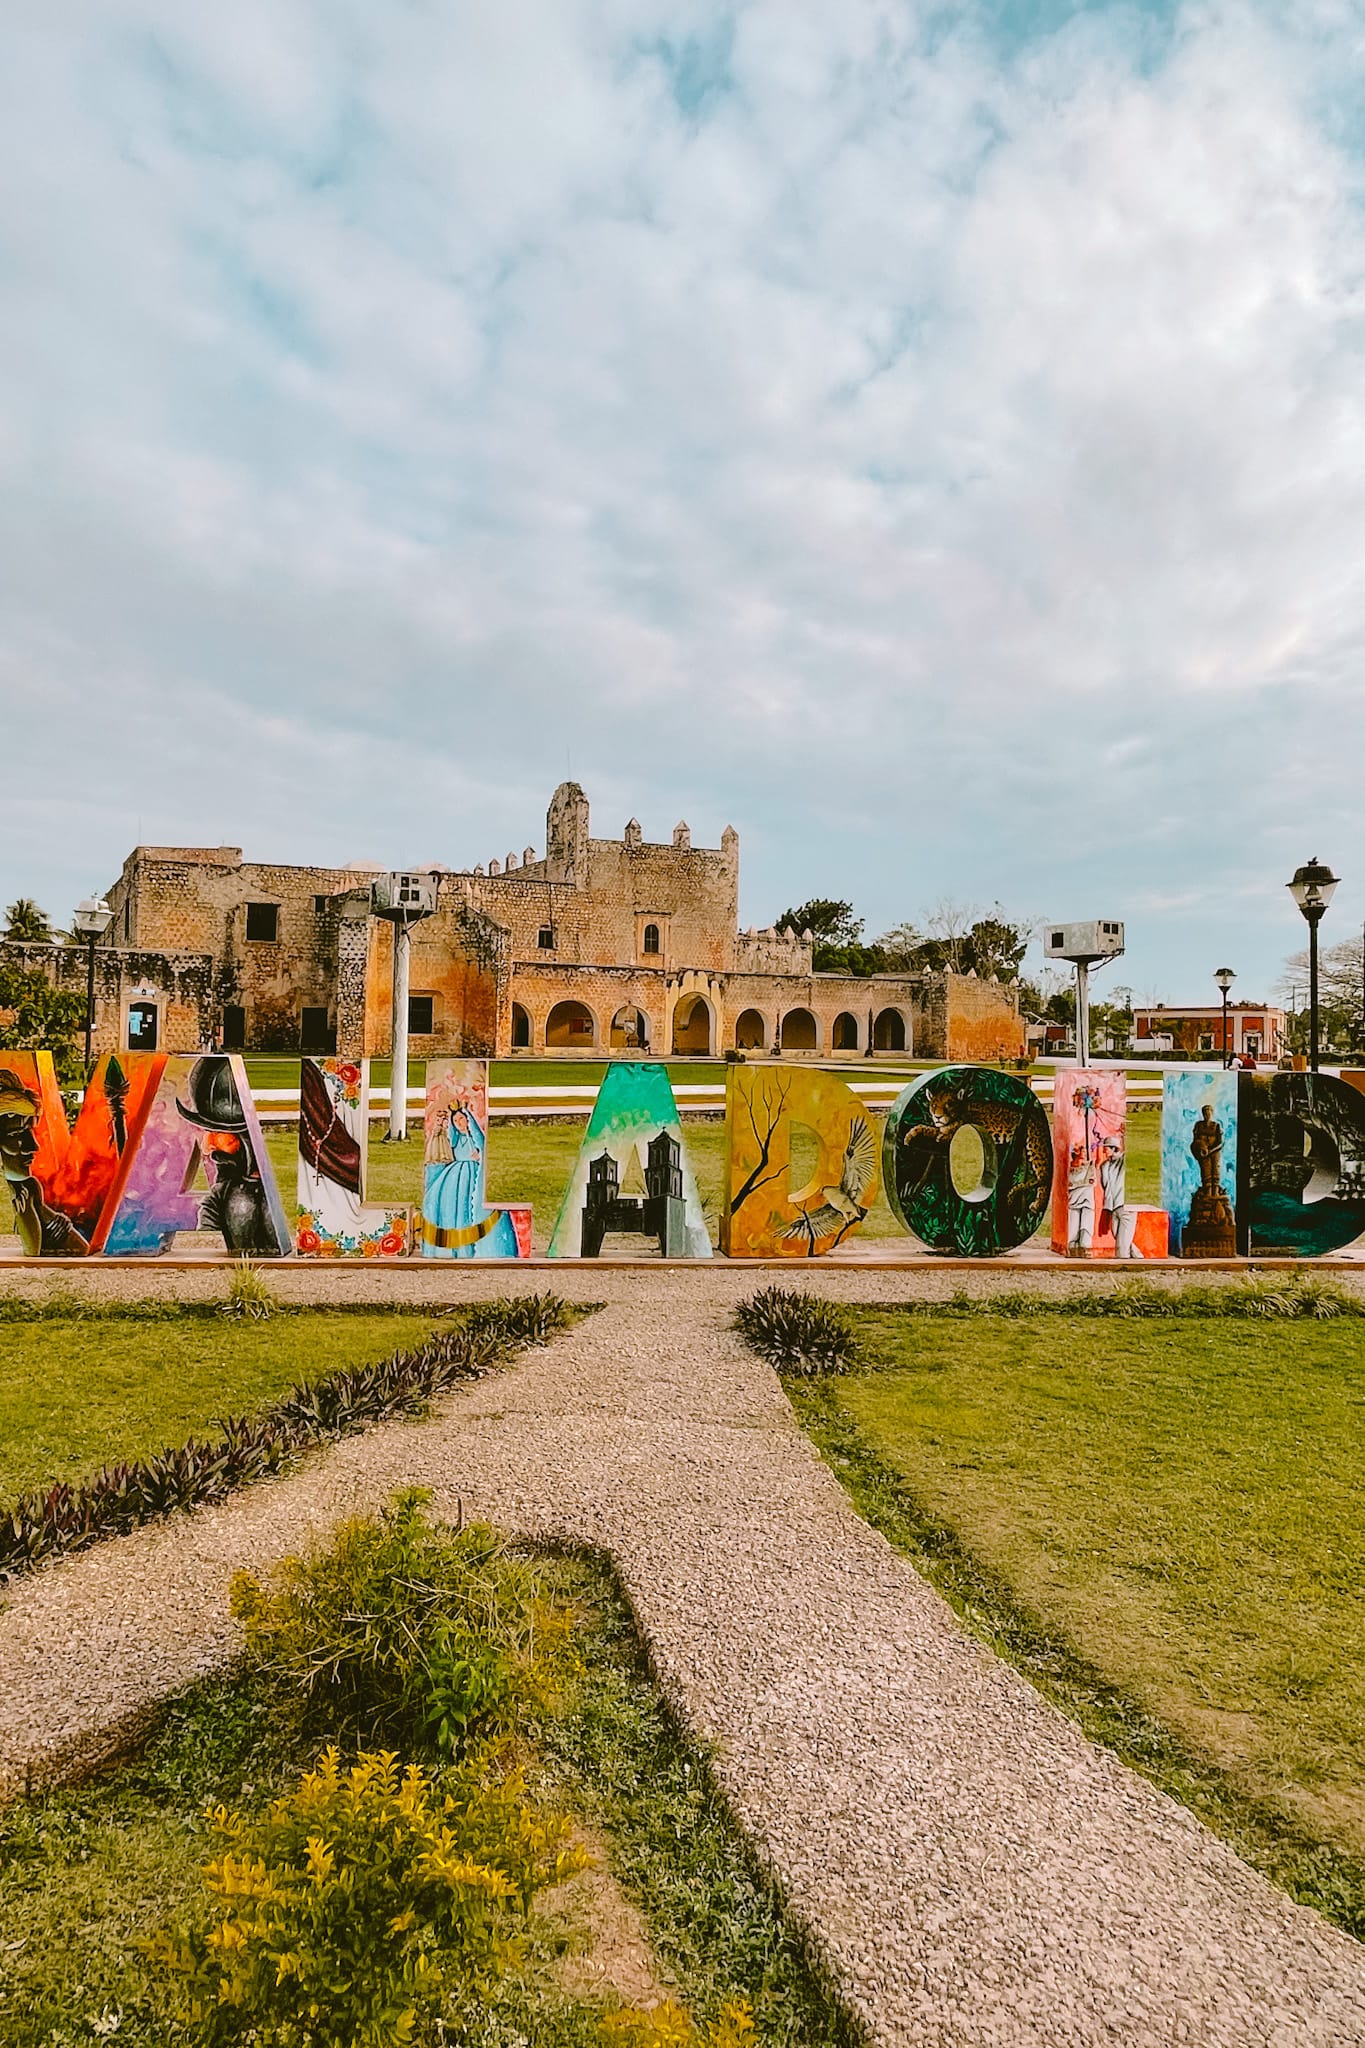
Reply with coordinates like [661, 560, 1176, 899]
[134, 1496, 763, 2048]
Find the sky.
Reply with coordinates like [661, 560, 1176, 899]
[4, 0, 1365, 1006]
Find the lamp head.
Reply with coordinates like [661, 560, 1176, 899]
[72, 896, 113, 939]
[1288, 858, 1339, 920]
[1213, 966, 1236, 994]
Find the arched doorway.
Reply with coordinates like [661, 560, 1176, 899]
[511, 1003, 531, 1049]
[546, 999, 596, 1048]
[873, 1007, 907, 1052]
[671, 994, 713, 1055]
[780, 1008, 817, 1051]
[610, 1005, 649, 1051]
[832, 1012, 859, 1052]
[734, 1008, 766, 1051]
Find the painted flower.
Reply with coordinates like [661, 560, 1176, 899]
[379, 1231, 406, 1257]
[296, 1228, 321, 1255]
[338, 1063, 361, 1088]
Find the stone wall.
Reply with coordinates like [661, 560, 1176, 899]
[0, 941, 216, 1055]
[941, 971, 1028, 1061]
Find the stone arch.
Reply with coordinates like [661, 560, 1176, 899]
[873, 1007, 907, 1053]
[734, 1007, 767, 1051]
[780, 1007, 818, 1052]
[671, 993, 713, 1056]
[610, 1004, 649, 1051]
[545, 999, 597, 1049]
[832, 1011, 859, 1052]
[510, 1002, 531, 1049]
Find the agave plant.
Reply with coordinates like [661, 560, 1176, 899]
[734, 1287, 859, 1374]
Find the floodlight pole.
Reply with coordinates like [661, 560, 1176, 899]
[1074, 961, 1090, 1069]
[372, 870, 439, 1143]
[389, 920, 411, 1141]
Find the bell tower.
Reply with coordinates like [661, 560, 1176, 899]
[545, 782, 590, 885]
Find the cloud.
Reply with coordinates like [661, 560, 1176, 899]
[2, 0, 1364, 999]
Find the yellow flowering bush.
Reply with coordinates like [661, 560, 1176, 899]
[144, 1745, 587, 2047]
[601, 1999, 757, 2046]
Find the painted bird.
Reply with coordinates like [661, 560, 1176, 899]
[782, 1115, 877, 1248]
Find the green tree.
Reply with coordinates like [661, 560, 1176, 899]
[775, 898, 888, 976]
[3, 898, 53, 943]
[0, 957, 87, 1082]
[875, 905, 1028, 983]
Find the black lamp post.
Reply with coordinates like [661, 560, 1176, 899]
[71, 897, 113, 1071]
[1213, 966, 1235, 1067]
[1287, 858, 1339, 1073]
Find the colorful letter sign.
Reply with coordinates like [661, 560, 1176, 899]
[1050, 1069, 1126, 1258]
[1235, 1069, 1365, 1257]
[548, 1062, 710, 1258]
[721, 1064, 878, 1258]
[296, 1058, 410, 1256]
[0, 1051, 166, 1255]
[420, 1060, 531, 1258]
[883, 1066, 1051, 1256]
[1161, 1071, 1237, 1257]
[101, 1055, 292, 1256]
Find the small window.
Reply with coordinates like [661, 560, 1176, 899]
[642, 922, 660, 954]
[538, 925, 555, 950]
[245, 902, 279, 943]
[1198, 1033, 1214, 1051]
[301, 1005, 332, 1053]
[313, 894, 327, 914]
[222, 1004, 246, 1051]
[408, 994, 435, 1035]
[127, 1001, 158, 1051]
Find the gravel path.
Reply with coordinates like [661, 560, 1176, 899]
[2, 1270, 1363, 2045]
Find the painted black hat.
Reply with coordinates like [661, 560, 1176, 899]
[175, 1056, 249, 1133]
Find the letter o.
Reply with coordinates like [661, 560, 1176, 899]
[883, 1065, 1051, 1256]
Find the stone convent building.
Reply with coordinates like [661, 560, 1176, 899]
[78, 783, 1023, 1063]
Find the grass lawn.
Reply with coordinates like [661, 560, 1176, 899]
[805, 1309, 1365, 1878]
[0, 1310, 437, 1506]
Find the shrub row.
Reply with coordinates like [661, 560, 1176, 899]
[903, 1273, 1365, 1320]
[734, 1272, 1365, 1382]
[0, 1293, 574, 1583]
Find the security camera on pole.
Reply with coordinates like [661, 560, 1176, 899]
[1043, 920, 1125, 1066]
[371, 871, 440, 1141]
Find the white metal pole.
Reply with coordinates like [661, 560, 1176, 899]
[388, 919, 410, 1141]
[1075, 961, 1090, 1069]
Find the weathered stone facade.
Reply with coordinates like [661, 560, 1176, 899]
[95, 786, 1025, 1062]
[0, 940, 216, 1057]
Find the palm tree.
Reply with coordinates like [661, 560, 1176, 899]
[3, 898, 53, 943]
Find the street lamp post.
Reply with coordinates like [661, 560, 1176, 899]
[1287, 858, 1340, 1073]
[1213, 967, 1235, 1067]
[71, 897, 114, 1071]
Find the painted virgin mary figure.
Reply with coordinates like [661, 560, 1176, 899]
[421, 1076, 518, 1257]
